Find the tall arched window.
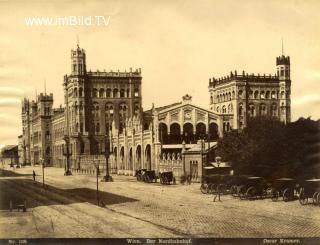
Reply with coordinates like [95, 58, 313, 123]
[249, 104, 255, 117]
[106, 88, 111, 98]
[120, 89, 125, 98]
[113, 88, 118, 98]
[222, 105, 226, 114]
[99, 88, 104, 98]
[92, 88, 98, 98]
[134, 88, 139, 97]
[239, 103, 243, 115]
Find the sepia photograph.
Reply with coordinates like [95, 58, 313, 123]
[0, 0, 319, 244]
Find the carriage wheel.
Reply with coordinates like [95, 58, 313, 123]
[164, 176, 168, 185]
[246, 187, 256, 200]
[239, 186, 247, 200]
[317, 192, 320, 206]
[210, 183, 218, 194]
[312, 192, 319, 205]
[265, 187, 273, 199]
[231, 185, 238, 197]
[299, 192, 308, 205]
[200, 183, 207, 194]
[146, 176, 151, 183]
[271, 189, 279, 202]
[219, 184, 227, 195]
[283, 188, 292, 202]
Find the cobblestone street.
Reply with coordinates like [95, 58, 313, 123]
[0, 166, 319, 238]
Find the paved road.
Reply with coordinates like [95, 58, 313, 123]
[0, 166, 319, 238]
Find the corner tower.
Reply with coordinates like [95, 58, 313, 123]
[71, 43, 86, 76]
[276, 55, 291, 123]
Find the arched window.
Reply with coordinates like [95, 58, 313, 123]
[266, 91, 270, 99]
[271, 91, 276, 99]
[196, 123, 206, 140]
[260, 91, 265, 99]
[169, 123, 181, 144]
[281, 91, 285, 99]
[238, 90, 243, 98]
[222, 105, 226, 114]
[159, 123, 168, 144]
[239, 103, 243, 115]
[80, 142, 85, 153]
[210, 96, 213, 104]
[106, 88, 111, 98]
[74, 88, 78, 97]
[99, 88, 104, 98]
[254, 91, 259, 99]
[79, 87, 83, 97]
[260, 104, 266, 115]
[92, 88, 98, 98]
[228, 104, 232, 113]
[271, 103, 277, 116]
[249, 90, 253, 99]
[113, 88, 118, 98]
[249, 104, 255, 117]
[120, 89, 125, 98]
[134, 103, 139, 115]
[96, 123, 100, 133]
[134, 88, 139, 97]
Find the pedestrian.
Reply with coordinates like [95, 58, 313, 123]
[213, 184, 221, 202]
[32, 170, 36, 181]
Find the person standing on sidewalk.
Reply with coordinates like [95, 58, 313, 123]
[213, 184, 221, 202]
[32, 170, 36, 181]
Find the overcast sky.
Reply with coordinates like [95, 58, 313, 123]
[0, 0, 319, 147]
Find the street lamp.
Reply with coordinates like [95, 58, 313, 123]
[101, 135, 113, 182]
[93, 156, 100, 206]
[63, 135, 72, 176]
[214, 156, 222, 202]
[40, 158, 45, 188]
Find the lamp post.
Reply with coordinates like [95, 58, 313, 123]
[101, 135, 113, 182]
[22, 140, 27, 167]
[93, 156, 100, 206]
[40, 158, 45, 188]
[63, 135, 72, 176]
[214, 156, 222, 202]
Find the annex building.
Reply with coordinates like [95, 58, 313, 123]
[20, 45, 291, 181]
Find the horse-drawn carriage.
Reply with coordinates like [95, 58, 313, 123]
[200, 174, 234, 194]
[200, 174, 220, 194]
[234, 176, 269, 200]
[159, 171, 175, 185]
[299, 179, 320, 206]
[270, 178, 296, 202]
[135, 169, 157, 183]
[135, 169, 147, 182]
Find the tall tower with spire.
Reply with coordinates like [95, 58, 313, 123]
[71, 39, 86, 76]
[276, 42, 291, 123]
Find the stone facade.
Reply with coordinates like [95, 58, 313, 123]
[208, 55, 291, 129]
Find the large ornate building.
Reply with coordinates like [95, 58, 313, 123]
[208, 55, 291, 129]
[20, 46, 291, 181]
[21, 44, 142, 167]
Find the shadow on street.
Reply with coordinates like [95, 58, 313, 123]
[0, 177, 138, 211]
